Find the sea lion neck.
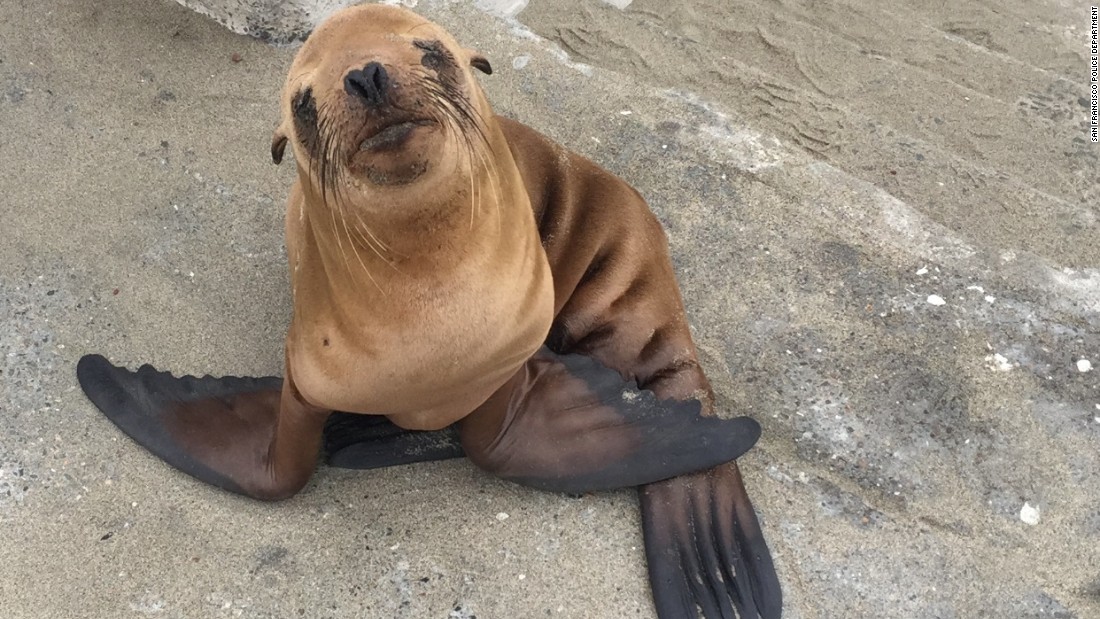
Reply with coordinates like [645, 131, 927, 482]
[295, 113, 527, 275]
[293, 162, 523, 282]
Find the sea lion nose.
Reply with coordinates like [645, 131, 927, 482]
[344, 62, 389, 107]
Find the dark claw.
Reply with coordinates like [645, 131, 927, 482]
[76, 354, 282, 494]
[642, 464, 781, 619]
[324, 412, 465, 469]
[459, 348, 762, 495]
[78, 356, 219, 485]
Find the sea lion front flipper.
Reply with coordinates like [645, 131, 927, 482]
[324, 412, 465, 469]
[76, 354, 328, 500]
[641, 463, 782, 619]
[458, 348, 761, 493]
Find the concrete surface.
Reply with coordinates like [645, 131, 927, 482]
[1, 0, 1098, 617]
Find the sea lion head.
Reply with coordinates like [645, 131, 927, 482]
[271, 4, 494, 207]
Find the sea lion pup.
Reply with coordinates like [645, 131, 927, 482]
[76, 4, 780, 618]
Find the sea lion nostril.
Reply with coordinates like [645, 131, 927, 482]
[344, 62, 389, 106]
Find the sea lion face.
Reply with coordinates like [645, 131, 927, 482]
[271, 4, 493, 199]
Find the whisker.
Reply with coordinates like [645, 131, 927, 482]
[414, 77, 502, 229]
[296, 62, 506, 288]
[341, 204, 385, 294]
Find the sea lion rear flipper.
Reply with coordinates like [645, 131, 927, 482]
[76, 354, 327, 500]
[641, 463, 781, 619]
[324, 412, 465, 469]
[458, 348, 761, 493]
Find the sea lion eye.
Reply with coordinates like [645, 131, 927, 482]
[414, 39, 451, 72]
[292, 88, 319, 151]
[293, 89, 317, 124]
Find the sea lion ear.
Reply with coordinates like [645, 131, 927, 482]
[271, 131, 288, 165]
[469, 53, 492, 75]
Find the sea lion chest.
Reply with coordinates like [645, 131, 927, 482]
[284, 198, 554, 430]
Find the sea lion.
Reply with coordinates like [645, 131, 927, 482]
[76, 4, 781, 618]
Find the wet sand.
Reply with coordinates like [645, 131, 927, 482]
[1, 0, 1097, 617]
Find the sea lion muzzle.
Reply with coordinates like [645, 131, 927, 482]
[344, 61, 389, 107]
